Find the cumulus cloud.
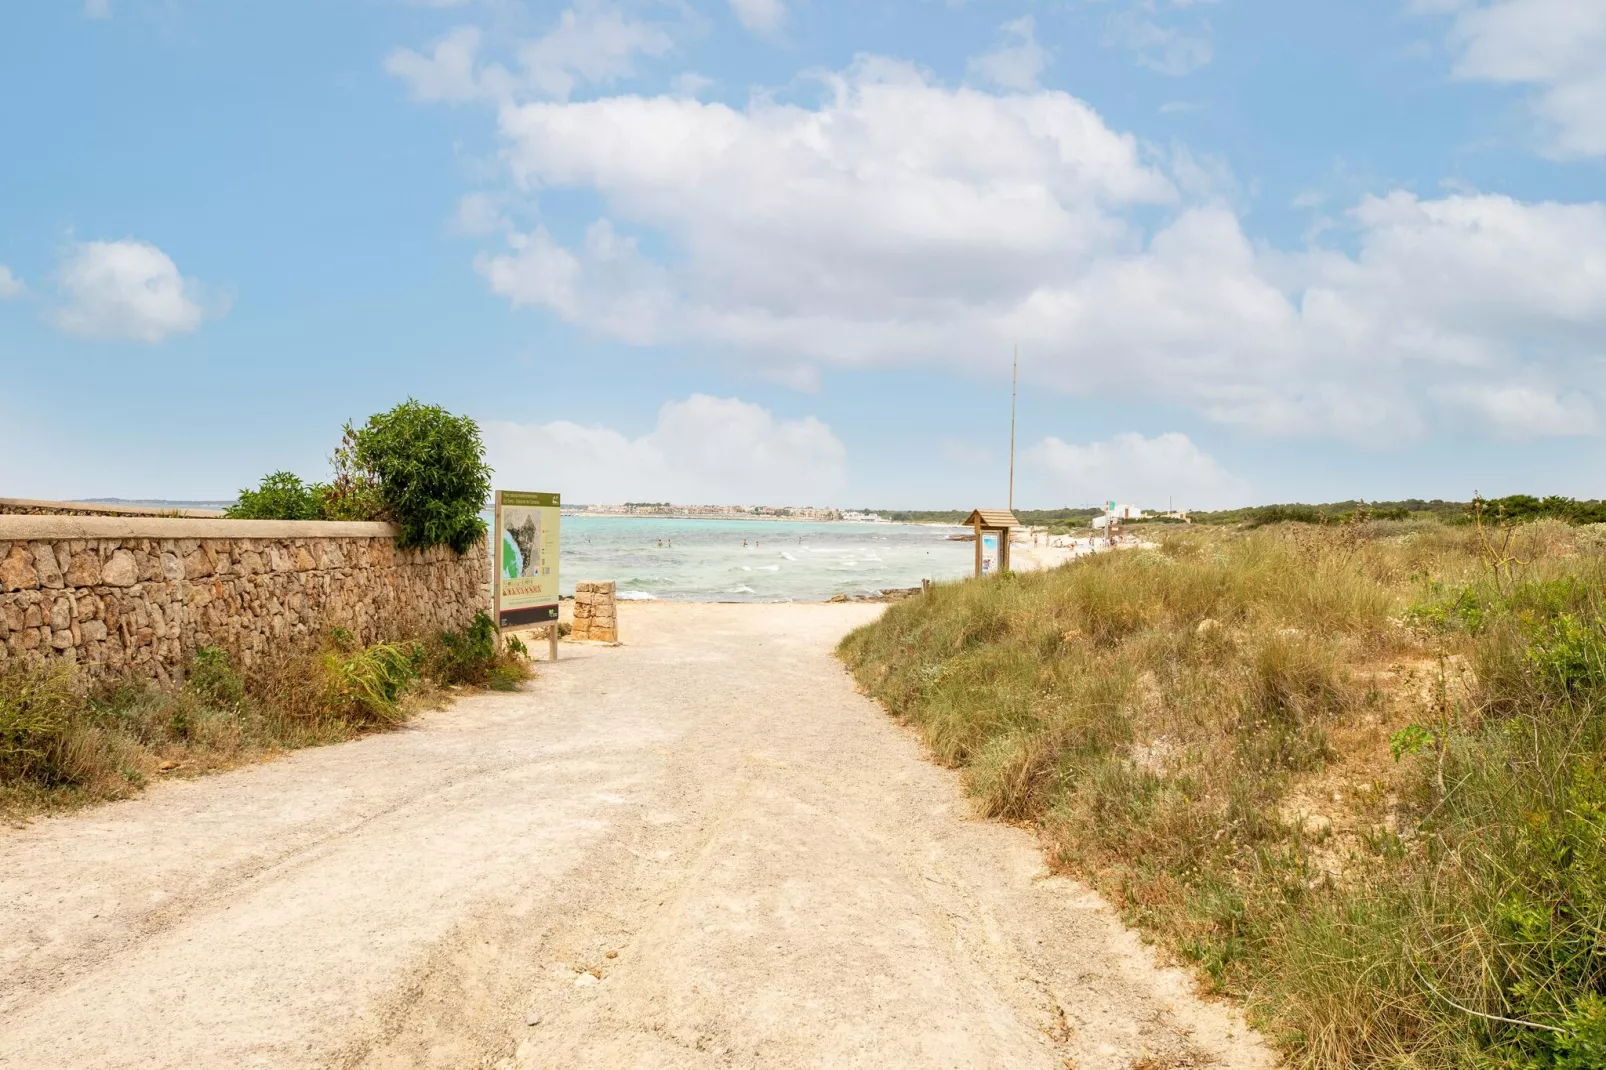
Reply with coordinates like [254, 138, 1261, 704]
[1429, 0, 1606, 158]
[50, 240, 212, 343]
[84, 0, 111, 19]
[1433, 383, 1597, 437]
[388, 15, 1606, 446]
[967, 17, 1050, 90]
[0, 265, 24, 299]
[387, 25, 485, 102]
[387, 2, 675, 104]
[461, 57, 1606, 441]
[729, 0, 786, 38]
[1026, 432, 1249, 509]
[483, 395, 846, 504]
[1105, 3, 1215, 77]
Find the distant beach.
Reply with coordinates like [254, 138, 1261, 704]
[554, 515, 972, 602]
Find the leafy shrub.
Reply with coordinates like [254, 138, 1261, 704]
[316, 421, 387, 521]
[223, 403, 489, 552]
[0, 664, 79, 782]
[320, 639, 423, 724]
[185, 646, 246, 710]
[1477, 494, 1606, 526]
[352, 400, 492, 553]
[431, 612, 498, 686]
[225, 471, 324, 520]
[430, 611, 529, 690]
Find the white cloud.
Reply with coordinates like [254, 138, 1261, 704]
[0, 265, 24, 299]
[397, 41, 1606, 444]
[670, 71, 715, 99]
[518, 1, 675, 100]
[484, 395, 846, 504]
[1026, 432, 1250, 509]
[387, 25, 485, 103]
[386, 2, 675, 104]
[455, 191, 508, 235]
[1430, 0, 1606, 158]
[50, 240, 212, 343]
[83, 0, 111, 19]
[1106, 4, 1215, 77]
[730, 0, 786, 38]
[967, 17, 1050, 90]
[1433, 383, 1597, 436]
[483, 57, 1175, 353]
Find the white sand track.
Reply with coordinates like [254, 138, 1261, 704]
[0, 603, 1273, 1069]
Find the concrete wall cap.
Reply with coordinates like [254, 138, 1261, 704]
[0, 515, 403, 541]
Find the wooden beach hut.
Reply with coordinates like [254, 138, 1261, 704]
[962, 509, 1020, 578]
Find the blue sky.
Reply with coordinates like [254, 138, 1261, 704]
[2, 0, 1603, 510]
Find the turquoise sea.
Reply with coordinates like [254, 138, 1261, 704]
[547, 516, 973, 602]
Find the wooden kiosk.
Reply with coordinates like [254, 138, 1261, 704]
[963, 509, 1020, 578]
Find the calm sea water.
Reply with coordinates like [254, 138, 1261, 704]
[544, 516, 974, 602]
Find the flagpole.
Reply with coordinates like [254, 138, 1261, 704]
[1008, 345, 1018, 512]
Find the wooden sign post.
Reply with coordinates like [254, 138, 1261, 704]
[493, 490, 561, 662]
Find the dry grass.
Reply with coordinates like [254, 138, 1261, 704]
[840, 519, 1606, 1069]
[0, 611, 531, 820]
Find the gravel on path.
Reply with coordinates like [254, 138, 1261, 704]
[0, 602, 1274, 1069]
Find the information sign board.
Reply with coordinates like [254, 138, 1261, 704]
[494, 490, 560, 629]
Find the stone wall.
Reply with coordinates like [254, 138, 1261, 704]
[570, 581, 618, 643]
[0, 497, 225, 518]
[0, 514, 490, 683]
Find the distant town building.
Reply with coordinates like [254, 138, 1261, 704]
[577, 503, 845, 522]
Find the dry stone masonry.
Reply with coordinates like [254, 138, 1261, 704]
[0, 514, 489, 683]
[570, 581, 618, 643]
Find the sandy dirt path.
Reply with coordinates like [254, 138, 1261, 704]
[0, 603, 1273, 1070]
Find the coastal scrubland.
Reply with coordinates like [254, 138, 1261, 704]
[0, 612, 528, 818]
[883, 496, 1606, 534]
[840, 517, 1606, 1068]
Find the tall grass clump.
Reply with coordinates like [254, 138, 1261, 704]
[0, 617, 531, 817]
[839, 521, 1606, 1068]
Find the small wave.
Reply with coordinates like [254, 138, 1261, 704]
[754, 565, 781, 572]
[728, 585, 756, 594]
[780, 552, 797, 561]
[617, 590, 658, 601]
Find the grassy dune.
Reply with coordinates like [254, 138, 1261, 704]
[840, 520, 1606, 1068]
[0, 613, 529, 818]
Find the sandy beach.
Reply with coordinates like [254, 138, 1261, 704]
[0, 602, 1269, 1069]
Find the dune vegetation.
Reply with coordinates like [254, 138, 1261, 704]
[840, 517, 1606, 1068]
[0, 612, 528, 818]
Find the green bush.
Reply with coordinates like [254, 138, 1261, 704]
[316, 421, 386, 521]
[185, 646, 246, 710]
[320, 639, 423, 724]
[224, 403, 490, 551]
[432, 611, 499, 686]
[430, 612, 529, 689]
[0, 663, 79, 782]
[352, 400, 491, 553]
[225, 470, 324, 520]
